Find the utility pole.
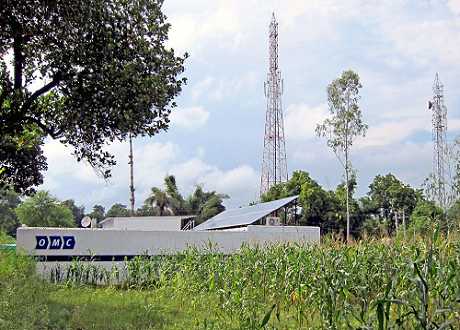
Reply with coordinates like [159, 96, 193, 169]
[129, 132, 135, 217]
[260, 13, 288, 197]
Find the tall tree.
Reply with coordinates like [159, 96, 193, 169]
[0, 0, 187, 195]
[15, 190, 74, 227]
[316, 70, 368, 241]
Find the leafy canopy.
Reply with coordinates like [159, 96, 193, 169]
[0, 0, 187, 195]
[15, 190, 75, 227]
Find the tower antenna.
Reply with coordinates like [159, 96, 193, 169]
[260, 13, 288, 197]
[428, 73, 452, 210]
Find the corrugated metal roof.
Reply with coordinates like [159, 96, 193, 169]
[194, 195, 298, 231]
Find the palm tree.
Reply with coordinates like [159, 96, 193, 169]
[164, 174, 187, 215]
[145, 187, 170, 216]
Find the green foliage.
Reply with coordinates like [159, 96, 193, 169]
[0, 0, 188, 195]
[24, 233, 460, 329]
[367, 173, 422, 234]
[60, 198, 85, 226]
[0, 189, 21, 236]
[186, 184, 229, 224]
[15, 190, 75, 227]
[0, 251, 56, 328]
[409, 200, 444, 235]
[145, 174, 229, 222]
[86, 204, 105, 222]
[0, 230, 14, 244]
[145, 186, 172, 216]
[105, 203, 130, 217]
[261, 170, 317, 202]
[134, 203, 158, 216]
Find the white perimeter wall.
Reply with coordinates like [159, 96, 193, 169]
[17, 225, 320, 256]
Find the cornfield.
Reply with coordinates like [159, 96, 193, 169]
[39, 230, 460, 329]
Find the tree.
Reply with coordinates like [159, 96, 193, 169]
[144, 174, 229, 222]
[60, 199, 85, 226]
[367, 173, 422, 235]
[261, 170, 318, 203]
[0, 189, 21, 236]
[0, 0, 188, 195]
[86, 205, 105, 222]
[164, 174, 187, 215]
[145, 187, 171, 216]
[134, 204, 158, 217]
[106, 203, 130, 217]
[186, 184, 229, 224]
[409, 201, 443, 235]
[145, 174, 188, 217]
[316, 70, 368, 241]
[15, 190, 74, 227]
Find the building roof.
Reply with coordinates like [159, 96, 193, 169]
[99, 215, 196, 226]
[194, 195, 298, 231]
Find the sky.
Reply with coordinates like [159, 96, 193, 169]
[39, 0, 460, 215]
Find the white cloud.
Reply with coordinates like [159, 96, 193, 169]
[170, 106, 209, 129]
[191, 76, 214, 100]
[165, 2, 244, 55]
[355, 116, 431, 148]
[284, 103, 329, 140]
[42, 139, 101, 184]
[191, 75, 243, 101]
[448, 0, 460, 14]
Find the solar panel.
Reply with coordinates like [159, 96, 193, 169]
[194, 195, 298, 231]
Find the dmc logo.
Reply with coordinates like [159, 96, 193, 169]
[35, 236, 76, 250]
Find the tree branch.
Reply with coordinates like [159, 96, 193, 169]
[13, 25, 24, 91]
[22, 75, 61, 113]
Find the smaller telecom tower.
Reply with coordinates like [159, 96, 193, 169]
[260, 13, 288, 197]
[428, 73, 452, 210]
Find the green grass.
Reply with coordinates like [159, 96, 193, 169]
[2, 230, 460, 329]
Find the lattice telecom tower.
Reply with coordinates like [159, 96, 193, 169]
[260, 13, 288, 197]
[428, 73, 452, 209]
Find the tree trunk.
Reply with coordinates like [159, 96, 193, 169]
[346, 152, 350, 242]
[402, 209, 406, 236]
[395, 209, 399, 235]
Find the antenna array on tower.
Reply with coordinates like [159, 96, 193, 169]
[260, 13, 288, 197]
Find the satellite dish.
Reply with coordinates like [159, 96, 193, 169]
[81, 216, 91, 227]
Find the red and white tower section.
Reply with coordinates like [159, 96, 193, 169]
[260, 13, 288, 197]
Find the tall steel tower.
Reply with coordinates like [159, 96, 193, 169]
[260, 13, 288, 197]
[428, 73, 452, 209]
